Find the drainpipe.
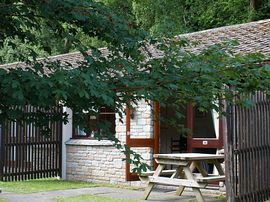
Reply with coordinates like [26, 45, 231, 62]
[61, 107, 73, 179]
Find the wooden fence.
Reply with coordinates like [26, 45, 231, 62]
[226, 92, 270, 202]
[0, 106, 62, 181]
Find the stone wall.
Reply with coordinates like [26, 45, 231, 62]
[129, 100, 154, 170]
[66, 140, 126, 184]
[129, 100, 153, 139]
[65, 100, 154, 184]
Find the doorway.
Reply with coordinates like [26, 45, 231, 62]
[160, 102, 223, 174]
[159, 102, 223, 155]
[160, 100, 187, 154]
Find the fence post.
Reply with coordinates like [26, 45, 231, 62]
[225, 104, 236, 202]
[0, 123, 5, 181]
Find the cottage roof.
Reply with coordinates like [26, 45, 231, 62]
[178, 19, 270, 57]
[0, 19, 270, 70]
[0, 48, 109, 70]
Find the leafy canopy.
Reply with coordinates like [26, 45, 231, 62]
[1, 0, 270, 173]
[105, 0, 270, 37]
[2, 0, 270, 64]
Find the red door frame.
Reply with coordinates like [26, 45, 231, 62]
[186, 103, 224, 152]
[125, 102, 224, 180]
[125, 102, 160, 181]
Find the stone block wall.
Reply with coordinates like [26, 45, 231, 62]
[65, 100, 154, 184]
[129, 100, 153, 139]
[66, 140, 126, 183]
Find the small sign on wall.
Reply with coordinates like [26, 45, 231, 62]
[202, 140, 208, 145]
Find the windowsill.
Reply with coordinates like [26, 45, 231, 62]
[66, 139, 114, 146]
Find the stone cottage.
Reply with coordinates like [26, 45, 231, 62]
[62, 19, 270, 185]
[1, 19, 270, 185]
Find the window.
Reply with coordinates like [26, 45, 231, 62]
[73, 107, 116, 139]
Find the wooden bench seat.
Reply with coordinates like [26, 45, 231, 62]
[141, 171, 225, 183]
[140, 170, 176, 177]
[196, 175, 225, 183]
[139, 170, 176, 182]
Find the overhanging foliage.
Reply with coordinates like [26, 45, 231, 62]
[1, 0, 270, 173]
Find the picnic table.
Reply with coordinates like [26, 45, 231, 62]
[140, 153, 225, 202]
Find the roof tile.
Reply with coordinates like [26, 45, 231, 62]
[1, 19, 270, 69]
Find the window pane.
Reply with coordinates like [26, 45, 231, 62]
[73, 107, 116, 138]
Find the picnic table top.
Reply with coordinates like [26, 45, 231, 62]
[153, 153, 224, 161]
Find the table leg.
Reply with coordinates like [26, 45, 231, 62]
[143, 164, 165, 200]
[190, 161, 196, 172]
[176, 184, 185, 196]
[171, 165, 181, 179]
[193, 188, 205, 202]
[173, 166, 185, 196]
[213, 160, 225, 175]
[183, 166, 205, 202]
[175, 161, 198, 196]
[194, 161, 208, 177]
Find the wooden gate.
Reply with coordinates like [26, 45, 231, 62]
[226, 92, 270, 202]
[0, 106, 62, 181]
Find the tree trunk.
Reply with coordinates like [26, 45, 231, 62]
[250, 0, 256, 10]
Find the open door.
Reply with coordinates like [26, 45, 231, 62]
[125, 102, 160, 181]
[186, 103, 223, 152]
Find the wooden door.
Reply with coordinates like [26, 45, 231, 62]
[125, 102, 159, 181]
[186, 103, 224, 152]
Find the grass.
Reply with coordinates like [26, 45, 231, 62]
[214, 194, 226, 200]
[0, 177, 142, 194]
[0, 199, 7, 202]
[187, 194, 226, 202]
[54, 194, 139, 202]
[0, 178, 99, 194]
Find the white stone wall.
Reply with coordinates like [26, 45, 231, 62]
[115, 109, 126, 143]
[65, 100, 154, 184]
[129, 147, 154, 172]
[128, 100, 154, 171]
[66, 140, 126, 184]
[130, 100, 153, 139]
